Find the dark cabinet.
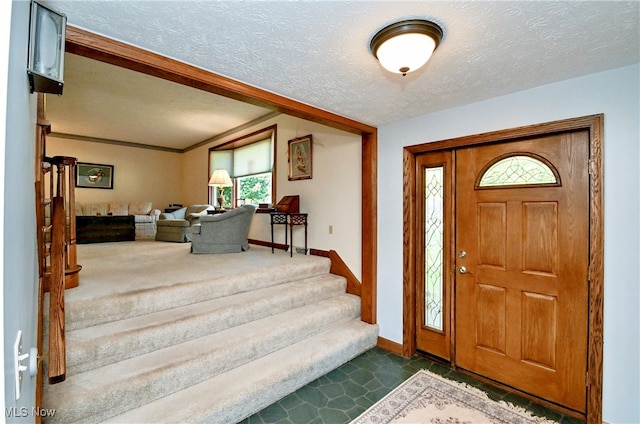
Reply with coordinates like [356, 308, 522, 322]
[76, 215, 135, 243]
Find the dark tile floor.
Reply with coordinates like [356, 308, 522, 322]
[241, 347, 584, 424]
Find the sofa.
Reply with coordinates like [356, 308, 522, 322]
[75, 201, 161, 238]
[190, 205, 256, 254]
[155, 204, 214, 242]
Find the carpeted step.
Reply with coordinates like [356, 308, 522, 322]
[60, 257, 331, 331]
[65, 274, 347, 374]
[105, 319, 379, 424]
[43, 294, 365, 424]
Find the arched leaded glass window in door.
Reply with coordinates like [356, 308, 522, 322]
[477, 153, 560, 188]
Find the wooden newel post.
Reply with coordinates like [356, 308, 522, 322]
[50, 156, 81, 290]
[48, 196, 66, 383]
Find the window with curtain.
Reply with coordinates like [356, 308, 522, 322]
[209, 126, 276, 208]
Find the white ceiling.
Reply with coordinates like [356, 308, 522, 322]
[44, 1, 640, 150]
[47, 54, 275, 150]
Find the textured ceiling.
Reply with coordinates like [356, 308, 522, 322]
[43, 1, 640, 149]
[46, 54, 274, 150]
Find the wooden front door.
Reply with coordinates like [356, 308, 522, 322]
[455, 131, 590, 413]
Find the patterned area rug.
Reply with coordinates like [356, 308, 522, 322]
[352, 369, 557, 424]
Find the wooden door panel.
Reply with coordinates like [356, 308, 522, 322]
[477, 203, 506, 268]
[521, 291, 557, 369]
[455, 131, 589, 413]
[476, 284, 507, 354]
[522, 202, 558, 275]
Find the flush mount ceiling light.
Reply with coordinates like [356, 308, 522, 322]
[370, 19, 443, 76]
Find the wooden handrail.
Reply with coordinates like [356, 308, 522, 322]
[310, 249, 362, 297]
[48, 196, 66, 383]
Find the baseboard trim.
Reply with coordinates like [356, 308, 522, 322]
[376, 337, 405, 356]
[248, 238, 288, 251]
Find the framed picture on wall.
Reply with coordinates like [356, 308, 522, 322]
[288, 134, 312, 181]
[76, 162, 114, 189]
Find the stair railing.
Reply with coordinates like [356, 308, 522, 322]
[35, 103, 81, 384]
[48, 195, 66, 383]
[45, 156, 81, 383]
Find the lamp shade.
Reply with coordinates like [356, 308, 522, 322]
[370, 19, 443, 76]
[208, 169, 233, 186]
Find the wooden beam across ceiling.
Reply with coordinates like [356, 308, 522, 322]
[64, 26, 376, 136]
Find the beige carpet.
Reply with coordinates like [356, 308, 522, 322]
[43, 239, 380, 423]
[352, 369, 558, 424]
[69, 240, 325, 300]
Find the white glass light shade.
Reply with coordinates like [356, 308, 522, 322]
[35, 8, 62, 77]
[370, 19, 443, 76]
[27, 1, 66, 94]
[208, 169, 233, 187]
[376, 33, 436, 75]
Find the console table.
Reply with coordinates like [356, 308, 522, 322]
[76, 215, 135, 244]
[270, 212, 308, 257]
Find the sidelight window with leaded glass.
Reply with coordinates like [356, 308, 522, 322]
[424, 166, 444, 331]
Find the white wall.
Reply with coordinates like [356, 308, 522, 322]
[3, 1, 39, 422]
[378, 64, 640, 423]
[0, 1, 12, 421]
[47, 137, 183, 211]
[181, 114, 363, 279]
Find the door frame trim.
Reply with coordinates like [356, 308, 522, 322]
[402, 114, 603, 423]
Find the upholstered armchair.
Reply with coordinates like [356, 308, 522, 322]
[155, 204, 213, 242]
[190, 205, 257, 253]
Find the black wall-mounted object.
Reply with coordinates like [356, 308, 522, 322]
[27, 1, 67, 94]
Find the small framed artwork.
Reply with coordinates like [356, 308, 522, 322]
[288, 134, 312, 181]
[76, 162, 114, 189]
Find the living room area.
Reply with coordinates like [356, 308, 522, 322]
[46, 115, 363, 264]
[45, 71, 362, 277]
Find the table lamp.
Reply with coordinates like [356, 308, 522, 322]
[208, 169, 233, 209]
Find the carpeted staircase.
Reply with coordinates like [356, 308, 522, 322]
[43, 253, 379, 423]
